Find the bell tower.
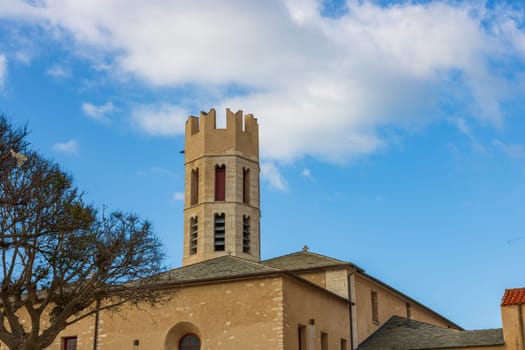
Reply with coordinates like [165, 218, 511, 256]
[182, 108, 260, 266]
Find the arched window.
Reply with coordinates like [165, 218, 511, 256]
[214, 213, 225, 251]
[190, 168, 199, 205]
[242, 215, 250, 253]
[215, 165, 226, 201]
[189, 216, 198, 255]
[179, 333, 200, 350]
[243, 167, 250, 204]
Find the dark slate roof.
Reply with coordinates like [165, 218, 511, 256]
[357, 316, 504, 350]
[158, 255, 280, 283]
[262, 251, 353, 271]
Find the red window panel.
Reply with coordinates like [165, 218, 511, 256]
[243, 168, 250, 204]
[215, 165, 226, 201]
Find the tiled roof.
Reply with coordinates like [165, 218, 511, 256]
[158, 255, 280, 283]
[502, 287, 525, 306]
[262, 251, 352, 271]
[357, 316, 504, 350]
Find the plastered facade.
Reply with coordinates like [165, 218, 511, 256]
[352, 272, 456, 345]
[501, 304, 525, 350]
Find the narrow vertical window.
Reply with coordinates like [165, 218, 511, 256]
[340, 338, 347, 350]
[190, 217, 198, 255]
[243, 167, 250, 204]
[406, 302, 412, 319]
[191, 168, 199, 205]
[63, 336, 77, 350]
[243, 215, 250, 253]
[321, 332, 328, 350]
[298, 325, 306, 350]
[215, 165, 226, 201]
[371, 290, 379, 323]
[214, 213, 225, 251]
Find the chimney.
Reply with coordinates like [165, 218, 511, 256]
[501, 287, 525, 350]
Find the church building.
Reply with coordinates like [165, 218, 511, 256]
[48, 109, 522, 350]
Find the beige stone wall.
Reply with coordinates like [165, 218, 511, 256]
[437, 346, 505, 350]
[48, 276, 284, 350]
[353, 273, 458, 345]
[294, 271, 326, 289]
[501, 304, 525, 350]
[183, 108, 260, 266]
[282, 277, 350, 350]
[293, 268, 348, 299]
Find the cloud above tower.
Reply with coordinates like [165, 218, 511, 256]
[1, 0, 525, 163]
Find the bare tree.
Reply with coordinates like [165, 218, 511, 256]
[0, 116, 164, 350]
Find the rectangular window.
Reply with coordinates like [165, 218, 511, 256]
[190, 217, 198, 255]
[243, 167, 250, 204]
[243, 215, 250, 253]
[214, 213, 225, 251]
[371, 290, 379, 323]
[340, 338, 347, 350]
[406, 302, 412, 319]
[215, 165, 226, 201]
[298, 325, 306, 350]
[321, 332, 328, 350]
[191, 168, 199, 205]
[63, 336, 77, 350]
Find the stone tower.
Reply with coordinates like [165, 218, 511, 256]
[182, 108, 260, 266]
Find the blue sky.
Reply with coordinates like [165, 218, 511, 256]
[1, 0, 524, 330]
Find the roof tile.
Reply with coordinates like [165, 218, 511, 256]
[502, 288, 525, 306]
[262, 251, 351, 271]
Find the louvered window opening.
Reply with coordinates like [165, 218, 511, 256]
[190, 217, 198, 255]
[243, 215, 250, 253]
[214, 213, 225, 251]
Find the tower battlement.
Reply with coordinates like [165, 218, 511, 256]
[185, 108, 259, 162]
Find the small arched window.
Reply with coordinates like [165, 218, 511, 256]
[179, 333, 200, 350]
[190, 168, 199, 205]
[215, 165, 226, 201]
[243, 167, 250, 204]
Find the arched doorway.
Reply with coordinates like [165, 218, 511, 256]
[179, 333, 200, 350]
[164, 322, 201, 350]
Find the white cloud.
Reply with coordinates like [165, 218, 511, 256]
[301, 168, 314, 181]
[493, 139, 525, 158]
[450, 118, 474, 140]
[449, 118, 488, 155]
[52, 139, 79, 155]
[261, 162, 288, 191]
[131, 104, 188, 136]
[0, 54, 6, 90]
[47, 65, 69, 78]
[173, 192, 184, 202]
[82, 102, 115, 122]
[2, 1, 525, 162]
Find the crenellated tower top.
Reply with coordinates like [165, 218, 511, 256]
[185, 108, 259, 163]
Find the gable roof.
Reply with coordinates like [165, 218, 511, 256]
[262, 250, 359, 271]
[158, 255, 279, 283]
[501, 287, 525, 306]
[357, 316, 504, 350]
